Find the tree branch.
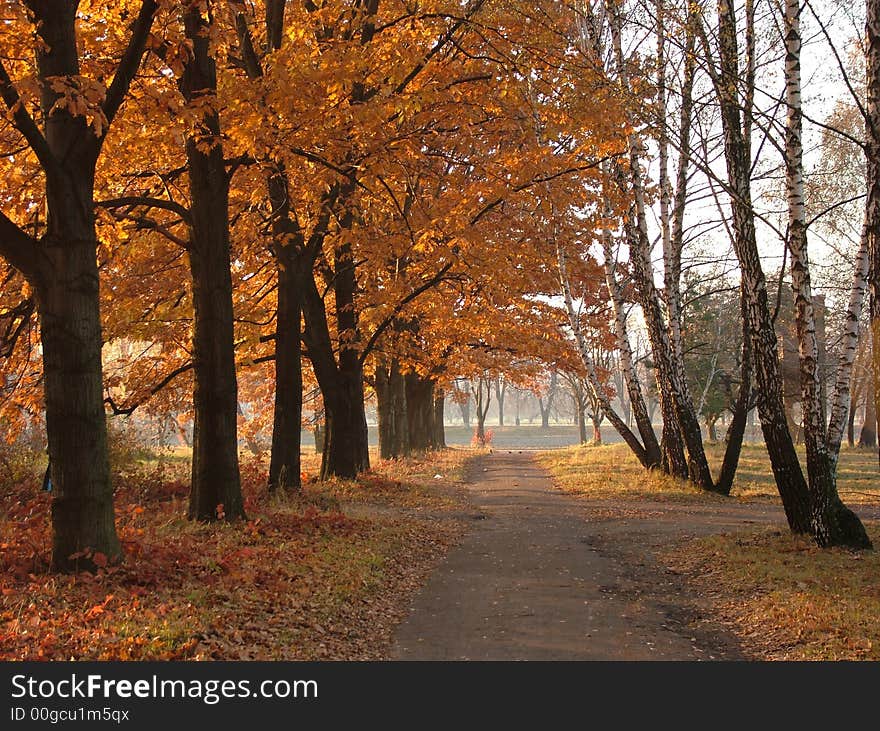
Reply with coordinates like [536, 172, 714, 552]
[0, 211, 39, 283]
[469, 157, 618, 226]
[102, 0, 159, 128]
[96, 195, 192, 225]
[0, 59, 55, 172]
[104, 361, 193, 416]
[393, 0, 488, 95]
[233, 8, 264, 79]
[359, 261, 455, 364]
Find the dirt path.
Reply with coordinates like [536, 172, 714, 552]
[392, 451, 745, 660]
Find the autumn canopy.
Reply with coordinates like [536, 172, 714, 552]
[0, 0, 626, 568]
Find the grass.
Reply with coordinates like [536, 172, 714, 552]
[0, 448, 474, 660]
[663, 527, 880, 660]
[728, 443, 880, 503]
[538, 441, 880, 505]
[537, 443, 709, 502]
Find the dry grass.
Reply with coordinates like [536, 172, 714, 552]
[663, 526, 880, 660]
[538, 441, 880, 505]
[537, 443, 710, 502]
[727, 444, 880, 504]
[301, 448, 473, 512]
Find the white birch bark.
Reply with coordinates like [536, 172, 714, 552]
[866, 0, 880, 472]
[827, 234, 869, 461]
[607, 0, 714, 488]
[783, 0, 869, 546]
[557, 240, 650, 465]
[784, 0, 826, 455]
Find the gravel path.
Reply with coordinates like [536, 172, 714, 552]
[392, 451, 733, 660]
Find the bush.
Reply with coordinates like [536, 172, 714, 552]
[106, 417, 157, 474]
[0, 422, 45, 494]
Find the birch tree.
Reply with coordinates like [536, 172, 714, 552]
[699, 0, 870, 547]
[867, 0, 880, 469]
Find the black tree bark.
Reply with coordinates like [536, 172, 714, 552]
[406, 373, 436, 452]
[376, 359, 409, 459]
[179, 6, 244, 521]
[268, 237, 303, 491]
[432, 388, 446, 449]
[859, 378, 877, 448]
[0, 1, 158, 569]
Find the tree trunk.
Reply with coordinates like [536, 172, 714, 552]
[495, 377, 506, 426]
[432, 388, 446, 449]
[0, 0, 159, 570]
[859, 378, 876, 448]
[867, 0, 880, 470]
[41, 244, 120, 570]
[472, 378, 491, 444]
[328, 224, 370, 476]
[706, 417, 718, 443]
[313, 422, 325, 454]
[180, 7, 243, 521]
[301, 266, 369, 480]
[591, 418, 602, 444]
[711, 0, 867, 546]
[539, 403, 550, 429]
[827, 236, 869, 460]
[659, 400, 689, 480]
[577, 404, 588, 444]
[714, 0, 812, 535]
[784, 0, 869, 548]
[558, 243, 653, 466]
[232, 0, 303, 491]
[375, 359, 409, 459]
[537, 371, 556, 429]
[609, 3, 713, 491]
[321, 375, 369, 479]
[847, 409, 857, 447]
[406, 373, 436, 451]
[458, 395, 471, 426]
[715, 286, 751, 496]
[268, 245, 302, 491]
[601, 228, 661, 467]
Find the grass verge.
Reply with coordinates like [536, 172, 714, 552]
[538, 442, 880, 504]
[661, 525, 880, 660]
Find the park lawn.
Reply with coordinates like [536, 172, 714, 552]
[538, 441, 880, 504]
[0, 449, 472, 661]
[663, 527, 880, 660]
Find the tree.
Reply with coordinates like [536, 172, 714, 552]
[701, 0, 869, 547]
[177, 3, 244, 521]
[536, 370, 558, 430]
[495, 375, 508, 427]
[868, 0, 880, 470]
[0, 1, 159, 570]
[471, 376, 492, 445]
